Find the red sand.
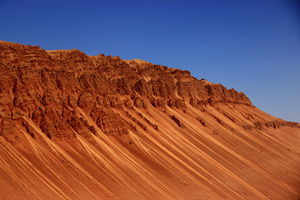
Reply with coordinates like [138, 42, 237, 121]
[0, 41, 299, 199]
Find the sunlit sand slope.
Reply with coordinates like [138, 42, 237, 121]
[0, 41, 299, 199]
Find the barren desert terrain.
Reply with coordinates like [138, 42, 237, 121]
[0, 41, 299, 199]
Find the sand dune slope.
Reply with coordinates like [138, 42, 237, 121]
[0, 41, 299, 199]
[0, 104, 299, 199]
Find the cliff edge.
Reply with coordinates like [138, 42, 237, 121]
[0, 41, 299, 200]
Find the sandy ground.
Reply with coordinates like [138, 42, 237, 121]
[0, 103, 299, 200]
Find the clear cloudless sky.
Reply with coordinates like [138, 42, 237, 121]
[0, 0, 299, 122]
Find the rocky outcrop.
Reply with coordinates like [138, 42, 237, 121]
[170, 115, 185, 128]
[0, 41, 298, 144]
[1, 41, 300, 200]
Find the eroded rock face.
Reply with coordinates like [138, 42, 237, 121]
[1, 41, 300, 200]
[0, 40, 297, 144]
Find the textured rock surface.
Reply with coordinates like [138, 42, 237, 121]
[0, 41, 299, 200]
[0, 41, 258, 141]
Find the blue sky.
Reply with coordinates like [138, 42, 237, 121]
[0, 0, 299, 122]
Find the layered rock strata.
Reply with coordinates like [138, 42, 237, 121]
[0, 41, 299, 200]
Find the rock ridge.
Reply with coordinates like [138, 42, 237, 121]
[1, 41, 300, 200]
[0, 41, 298, 143]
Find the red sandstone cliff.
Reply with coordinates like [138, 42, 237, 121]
[0, 41, 299, 200]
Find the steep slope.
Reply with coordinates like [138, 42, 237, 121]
[0, 41, 299, 200]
